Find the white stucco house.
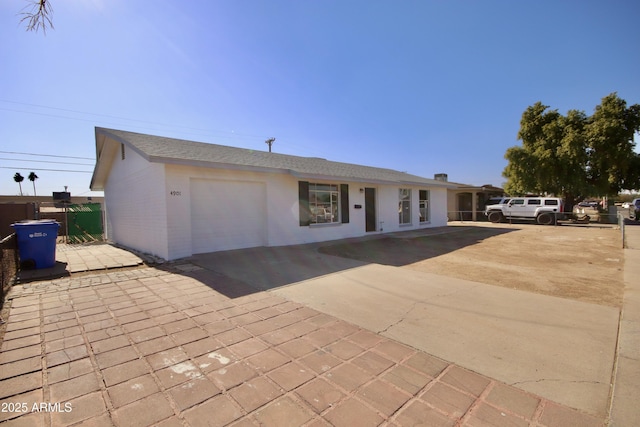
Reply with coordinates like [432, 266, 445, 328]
[90, 128, 455, 261]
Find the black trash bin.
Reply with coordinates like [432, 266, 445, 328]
[11, 220, 60, 269]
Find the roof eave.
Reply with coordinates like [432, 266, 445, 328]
[289, 171, 455, 187]
[157, 156, 290, 175]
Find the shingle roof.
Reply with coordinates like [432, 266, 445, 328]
[93, 127, 453, 188]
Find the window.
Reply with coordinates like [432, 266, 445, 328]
[399, 188, 411, 224]
[299, 182, 349, 226]
[527, 199, 541, 205]
[309, 183, 339, 224]
[544, 199, 559, 206]
[121, 143, 125, 160]
[510, 199, 525, 206]
[419, 190, 429, 223]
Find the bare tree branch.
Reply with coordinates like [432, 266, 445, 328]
[19, 0, 54, 34]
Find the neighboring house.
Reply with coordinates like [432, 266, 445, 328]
[90, 128, 455, 261]
[435, 174, 504, 221]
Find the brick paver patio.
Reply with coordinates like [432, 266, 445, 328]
[0, 264, 605, 426]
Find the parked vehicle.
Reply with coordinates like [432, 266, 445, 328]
[580, 201, 600, 209]
[572, 202, 600, 223]
[484, 197, 511, 207]
[630, 198, 640, 221]
[485, 197, 564, 225]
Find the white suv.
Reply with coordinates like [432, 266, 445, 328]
[485, 197, 564, 225]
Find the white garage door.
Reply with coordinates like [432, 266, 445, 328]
[191, 179, 267, 254]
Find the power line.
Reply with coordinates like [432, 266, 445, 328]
[0, 99, 222, 133]
[0, 101, 267, 141]
[0, 151, 94, 160]
[0, 106, 275, 146]
[0, 100, 333, 158]
[0, 157, 93, 166]
[0, 166, 92, 173]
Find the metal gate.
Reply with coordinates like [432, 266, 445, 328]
[66, 203, 104, 243]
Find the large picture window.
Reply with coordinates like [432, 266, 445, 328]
[299, 181, 349, 226]
[419, 190, 429, 223]
[310, 183, 339, 224]
[399, 188, 411, 224]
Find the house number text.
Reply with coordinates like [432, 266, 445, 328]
[170, 191, 182, 196]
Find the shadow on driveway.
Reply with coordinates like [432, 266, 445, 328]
[163, 225, 518, 299]
[319, 225, 517, 266]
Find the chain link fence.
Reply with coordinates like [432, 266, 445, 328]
[448, 208, 634, 249]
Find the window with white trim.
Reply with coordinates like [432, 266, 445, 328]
[310, 183, 339, 224]
[399, 188, 411, 224]
[419, 190, 429, 223]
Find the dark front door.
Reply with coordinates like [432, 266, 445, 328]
[365, 187, 376, 232]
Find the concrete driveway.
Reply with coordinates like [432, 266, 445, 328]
[189, 231, 620, 419]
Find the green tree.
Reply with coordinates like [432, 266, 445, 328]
[13, 173, 25, 196]
[28, 172, 39, 196]
[585, 93, 640, 195]
[503, 93, 640, 205]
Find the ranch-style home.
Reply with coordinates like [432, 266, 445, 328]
[90, 127, 455, 261]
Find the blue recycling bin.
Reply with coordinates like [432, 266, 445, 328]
[11, 220, 60, 269]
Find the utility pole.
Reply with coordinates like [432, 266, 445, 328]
[265, 138, 275, 153]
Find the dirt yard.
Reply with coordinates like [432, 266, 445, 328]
[319, 223, 624, 308]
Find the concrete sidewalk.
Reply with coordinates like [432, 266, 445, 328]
[273, 263, 618, 417]
[609, 223, 640, 426]
[0, 242, 607, 426]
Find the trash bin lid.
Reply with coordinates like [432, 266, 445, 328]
[11, 219, 60, 227]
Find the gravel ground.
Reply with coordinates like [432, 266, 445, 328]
[320, 222, 624, 307]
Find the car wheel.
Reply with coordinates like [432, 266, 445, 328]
[536, 212, 554, 225]
[488, 211, 503, 223]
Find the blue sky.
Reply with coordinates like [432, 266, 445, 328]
[1, 0, 639, 197]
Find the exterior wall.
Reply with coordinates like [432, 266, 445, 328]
[429, 187, 449, 225]
[103, 146, 169, 259]
[163, 164, 449, 259]
[164, 169, 191, 260]
[275, 181, 448, 243]
[447, 190, 458, 215]
[268, 175, 364, 246]
[376, 186, 448, 232]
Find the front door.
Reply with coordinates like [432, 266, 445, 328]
[365, 187, 376, 232]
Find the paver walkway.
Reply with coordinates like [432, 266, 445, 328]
[0, 254, 605, 426]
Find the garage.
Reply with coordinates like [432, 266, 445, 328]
[190, 179, 267, 254]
